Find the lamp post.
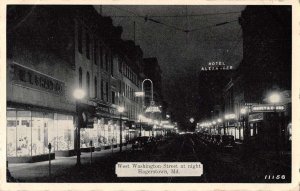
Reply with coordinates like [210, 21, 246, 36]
[217, 118, 222, 134]
[138, 114, 143, 137]
[118, 106, 125, 152]
[240, 107, 247, 141]
[73, 88, 85, 166]
[267, 92, 282, 156]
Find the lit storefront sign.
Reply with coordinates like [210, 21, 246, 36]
[10, 62, 64, 95]
[251, 104, 286, 112]
[224, 113, 236, 120]
[163, 124, 175, 129]
[249, 113, 264, 122]
[145, 106, 161, 113]
[134, 92, 145, 97]
[160, 120, 169, 124]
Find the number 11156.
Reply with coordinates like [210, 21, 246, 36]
[265, 175, 285, 180]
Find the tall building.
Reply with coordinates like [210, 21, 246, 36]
[222, 6, 291, 149]
[6, 5, 150, 163]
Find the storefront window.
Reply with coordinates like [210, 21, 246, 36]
[45, 113, 54, 153]
[7, 110, 17, 157]
[7, 108, 75, 158]
[56, 114, 74, 151]
[80, 129, 90, 148]
[16, 110, 32, 157]
[32, 112, 45, 156]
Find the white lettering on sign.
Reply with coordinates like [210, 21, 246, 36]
[201, 61, 234, 71]
[251, 105, 286, 112]
[208, 61, 225, 66]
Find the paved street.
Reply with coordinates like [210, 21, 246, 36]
[8, 134, 291, 183]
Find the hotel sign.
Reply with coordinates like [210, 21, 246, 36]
[251, 104, 286, 113]
[201, 61, 233, 71]
[11, 63, 64, 95]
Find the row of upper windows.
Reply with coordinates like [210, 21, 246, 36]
[78, 67, 119, 104]
[124, 102, 140, 120]
[121, 62, 138, 86]
[78, 25, 142, 88]
[78, 67, 140, 119]
[124, 84, 138, 102]
[77, 25, 114, 76]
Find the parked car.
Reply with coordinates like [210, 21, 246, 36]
[206, 134, 213, 143]
[212, 135, 221, 145]
[220, 135, 236, 151]
[131, 136, 153, 150]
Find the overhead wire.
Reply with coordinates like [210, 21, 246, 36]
[108, 5, 240, 34]
[107, 11, 241, 18]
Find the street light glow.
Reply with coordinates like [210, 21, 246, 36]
[118, 106, 125, 113]
[73, 88, 85, 100]
[240, 108, 247, 115]
[217, 118, 222, 123]
[138, 114, 144, 120]
[268, 92, 281, 104]
[190, 117, 195, 123]
[134, 91, 145, 97]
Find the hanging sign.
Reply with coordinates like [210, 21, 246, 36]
[251, 104, 286, 113]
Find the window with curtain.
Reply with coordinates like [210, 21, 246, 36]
[86, 32, 90, 59]
[79, 67, 82, 88]
[106, 82, 109, 102]
[94, 40, 98, 65]
[78, 25, 82, 53]
[100, 47, 103, 69]
[86, 72, 90, 97]
[94, 76, 97, 98]
[101, 79, 104, 100]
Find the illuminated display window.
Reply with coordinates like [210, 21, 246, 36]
[6, 108, 75, 158]
[79, 121, 126, 148]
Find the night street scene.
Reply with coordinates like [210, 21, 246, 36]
[6, 5, 291, 183]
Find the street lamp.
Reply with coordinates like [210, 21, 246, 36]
[138, 114, 143, 136]
[240, 107, 248, 141]
[240, 107, 247, 115]
[118, 106, 125, 152]
[189, 117, 195, 123]
[73, 88, 85, 166]
[268, 92, 281, 104]
[267, 92, 282, 156]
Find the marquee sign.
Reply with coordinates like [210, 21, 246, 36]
[11, 62, 64, 95]
[201, 61, 233, 71]
[145, 106, 161, 113]
[251, 104, 286, 113]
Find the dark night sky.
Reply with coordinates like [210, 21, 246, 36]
[98, 5, 245, 128]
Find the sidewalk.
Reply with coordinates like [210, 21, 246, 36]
[8, 145, 132, 182]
